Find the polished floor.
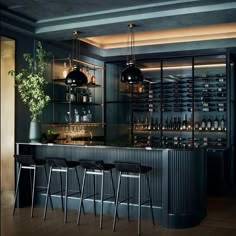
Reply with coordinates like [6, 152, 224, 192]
[1, 196, 236, 236]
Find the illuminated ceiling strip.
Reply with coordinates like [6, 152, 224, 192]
[140, 63, 226, 71]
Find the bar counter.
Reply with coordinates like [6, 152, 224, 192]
[16, 143, 207, 229]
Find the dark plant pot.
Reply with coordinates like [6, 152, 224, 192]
[45, 133, 59, 143]
[29, 119, 41, 143]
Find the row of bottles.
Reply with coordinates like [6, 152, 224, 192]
[65, 87, 93, 103]
[65, 107, 93, 123]
[134, 135, 226, 149]
[133, 115, 226, 132]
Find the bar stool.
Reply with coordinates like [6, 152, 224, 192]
[13, 154, 53, 217]
[77, 159, 117, 229]
[113, 161, 155, 235]
[43, 157, 84, 223]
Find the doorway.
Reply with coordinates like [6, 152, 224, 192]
[1, 36, 15, 206]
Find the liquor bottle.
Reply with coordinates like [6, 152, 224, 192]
[70, 87, 76, 102]
[88, 91, 93, 103]
[81, 108, 88, 122]
[87, 109, 92, 122]
[65, 87, 70, 101]
[201, 117, 206, 130]
[82, 89, 88, 103]
[214, 116, 219, 130]
[206, 117, 212, 130]
[220, 116, 225, 130]
[74, 109, 80, 123]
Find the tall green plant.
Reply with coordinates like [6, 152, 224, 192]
[9, 41, 50, 120]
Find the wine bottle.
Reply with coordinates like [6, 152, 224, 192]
[148, 117, 152, 130]
[217, 93, 226, 97]
[194, 120, 199, 130]
[177, 117, 181, 130]
[144, 117, 148, 130]
[201, 117, 206, 130]
[165, 117, 169, 130]
[206, 117, 212, 130]
[182, 114, 187, 130]
[217, 77, 225, 83]
[173, 117, 177, 130]
[218, 107, 226, 112]
[169, 117, 173, 130]
[213, 116, 219, 130]
[220, 116, 225, 130]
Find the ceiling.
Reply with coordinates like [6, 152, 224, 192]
[1, 0, 236, 49]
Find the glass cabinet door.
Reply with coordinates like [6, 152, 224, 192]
[162, 58, 193, 148]
[132, 61, 161, 148]
[194, 55, 227, 148]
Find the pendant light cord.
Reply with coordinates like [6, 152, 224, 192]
[127, 24, 136, 65]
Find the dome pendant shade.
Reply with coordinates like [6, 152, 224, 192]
[120, 63, 143, 84]
[65, 68, 88, 87]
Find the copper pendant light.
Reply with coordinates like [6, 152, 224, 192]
[120, 24, 143, 84]
[65, 31, 88, 87]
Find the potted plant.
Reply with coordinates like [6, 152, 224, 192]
[9, 41, 50, 142]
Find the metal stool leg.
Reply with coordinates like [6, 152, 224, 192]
[13, 164, 22, 216]
[31, 166, 36, 217]
[43, 165, 53, 210]
[93, 174, 96, 216]
[113, 171, 121, 232]
[100, 171, 104, 229]
[75, 167, 85, 214]
[146, 174, 155, 225]
[138, 173, 141, 236]
[59, 171, 64, 212]
[64, 168, 68, 223]
[43, 167, 52, 220]
[127, 177, 130, 222]
[110, 170, 119, 220]
[77, 169, 87, 225]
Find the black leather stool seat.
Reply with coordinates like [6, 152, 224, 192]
[79, 159, 115, 170]
[45, 157, 80, 168]
[114, 161, 152, 173]
[14, 154, 46, 166]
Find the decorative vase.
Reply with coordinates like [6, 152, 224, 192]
[29, 119, 41, 143]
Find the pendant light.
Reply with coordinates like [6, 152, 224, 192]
[120, 24, 143, 84]
[65, 31, 88, 87]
